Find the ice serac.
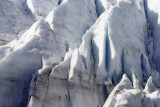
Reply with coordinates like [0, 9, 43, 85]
[98, 0, 149, 85]
[0, 0, 97, 106]
[28, 0, 156, 106]
[0, 0, 160, 106]
[79, 0, 150, 87]
[0, 0, 59, 45]
[104, 75, 160, 107]
[45, 0, 97, 49]
[104, 74, 140, 107]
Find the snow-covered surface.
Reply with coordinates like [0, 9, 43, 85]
[0, 0, 160, 107]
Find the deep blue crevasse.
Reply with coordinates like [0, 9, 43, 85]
[105, 23, 111, 72]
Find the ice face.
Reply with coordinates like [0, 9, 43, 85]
[0, 0, 160, 107]
[144, 0, 160, 71]
[0, 0, 97, 106]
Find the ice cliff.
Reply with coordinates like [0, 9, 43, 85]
[0, 0, 160, 107]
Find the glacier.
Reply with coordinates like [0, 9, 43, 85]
[0, 0, 159, 107]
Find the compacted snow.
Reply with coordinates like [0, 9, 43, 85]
[0, 0, 159, 107]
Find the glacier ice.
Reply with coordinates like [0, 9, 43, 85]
[144, 0, 160, 71]
[0, 0, 35, 45]
[28, 0, 160, 106]
[26, 0, 59, 18]
[0, 0, 159, 107]
[104, 75, 160, 107]
[0, 0, 97, 106]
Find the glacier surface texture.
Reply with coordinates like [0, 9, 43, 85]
[0, 0, 160, 107]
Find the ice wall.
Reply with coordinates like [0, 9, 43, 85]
[28, 0, 157, 107]
[144, 0, 160, 71]
[0, 0, 97, 106]
[0, 0, 159, 107]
